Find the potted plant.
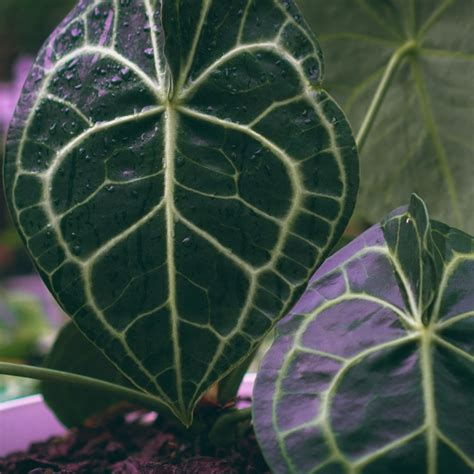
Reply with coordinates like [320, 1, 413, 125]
[1, 0, 472, 472]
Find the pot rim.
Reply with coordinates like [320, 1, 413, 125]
[0, 372, 256, 457]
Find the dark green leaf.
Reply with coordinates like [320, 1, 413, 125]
[297, 0, 474, 233]
[4, 0, 358, 423]
[254, 196, 473, 473]
[42, 321, 132, 427]
[217, 348, 255, 405]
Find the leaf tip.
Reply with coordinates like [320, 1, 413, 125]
[408, 193, 429, 220]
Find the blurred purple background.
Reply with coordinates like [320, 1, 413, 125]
[0, 56, 32, 135]
[0, 56, 63, 326]
[0, 2, 75, 401]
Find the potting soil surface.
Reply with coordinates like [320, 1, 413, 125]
[0, 402, 270, 473]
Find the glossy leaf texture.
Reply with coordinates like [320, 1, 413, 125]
[296, 0, 474, 233]
[4, 0, 358, 423]
[254, 195, 474, 473]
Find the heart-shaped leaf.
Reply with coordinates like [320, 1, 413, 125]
[254, 195, 473, 473]
[297, 0, 474, 233]
[4, 0, 358, 423]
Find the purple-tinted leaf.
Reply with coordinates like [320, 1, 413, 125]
[254, 196, 474, 473]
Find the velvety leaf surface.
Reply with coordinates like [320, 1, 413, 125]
[4, 0, 358, 422]
[296, 0, 474, 233]
[41, 321, 132, 427]
[254, 196, 474, 473]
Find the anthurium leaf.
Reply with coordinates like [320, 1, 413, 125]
[4, 0, 358, 423]
[254, 196, 474, 473]
[41, 321, 132, 427]
[296, 0, 474, 233]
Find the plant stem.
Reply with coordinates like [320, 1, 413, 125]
[0, 362, 165, 412]
[356, 41, 417, 151]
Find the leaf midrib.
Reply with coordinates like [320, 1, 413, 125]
[420, 327, 438, 474]
[164, 103, 185, 416]
[410, 58, 462, 226]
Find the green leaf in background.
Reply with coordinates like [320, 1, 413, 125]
[0, 376, 37, 403]
[0, 289, 51, 360]
[254, 195, 473, 473]
[297, 0, 474, 233]
[4, 0, 358, 423]
[41, 321, 133, 427]
[0, 227, 23, 250]
[0, 290, 51, 401]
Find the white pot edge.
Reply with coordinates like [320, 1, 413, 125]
[0, 373, 256, 458]
[0, 394, 65, 457]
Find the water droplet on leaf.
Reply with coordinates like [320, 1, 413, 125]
[71, 26, 82, 38]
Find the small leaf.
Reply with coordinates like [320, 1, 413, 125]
[297, 0, 474, 233]
[4, 0, 358, 423]
[382, 194, 442, 324]
[254, 197, 474, 473]
[42, 321, 132, 427]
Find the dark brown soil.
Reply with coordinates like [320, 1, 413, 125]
[0, 404, 270, 473]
